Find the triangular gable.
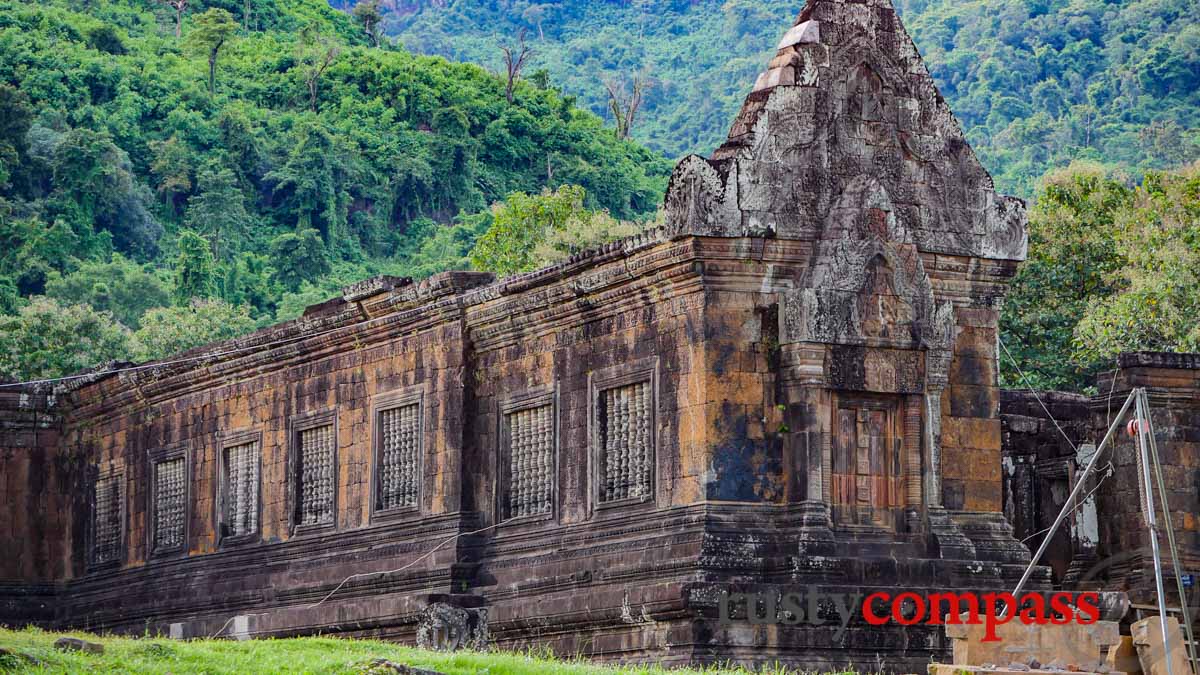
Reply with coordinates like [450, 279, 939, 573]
[663, 0, 1027, 262]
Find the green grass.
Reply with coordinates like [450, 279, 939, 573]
[0, 627, 834, 674]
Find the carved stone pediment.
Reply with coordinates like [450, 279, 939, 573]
[663, 155, 740, 237]
[783, 176, 953, 354]
[662, 0, 1029, 262]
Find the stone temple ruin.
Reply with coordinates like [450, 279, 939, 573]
[1, 0, 1196, 670]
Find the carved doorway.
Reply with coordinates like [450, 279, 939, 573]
[831, 396, 904, 529]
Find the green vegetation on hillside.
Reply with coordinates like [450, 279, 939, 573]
[0, 0, 670, 382]
[0, 627, 824, 674]
[385, 0, 1200, 196]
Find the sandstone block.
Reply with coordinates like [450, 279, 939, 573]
[54, 637, 104, 654]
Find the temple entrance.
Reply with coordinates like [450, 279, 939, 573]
[831, 395, 904, 529]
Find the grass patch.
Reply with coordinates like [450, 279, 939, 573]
[0, 627, 844, 674]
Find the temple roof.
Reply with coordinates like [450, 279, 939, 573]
[662, 0, 1028, 262]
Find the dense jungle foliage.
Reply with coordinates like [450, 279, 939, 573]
[0, 0, 1196, 394]
[0, 0, 670, 380]
[385, 0, 1200, 197]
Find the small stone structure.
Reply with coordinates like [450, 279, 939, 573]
[1, 0, 1192, 670]
[1001, 353, 1200, 609]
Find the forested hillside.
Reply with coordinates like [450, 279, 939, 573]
[0, 0, 670, 380]
[384, 0, 1200, 196]
[2, 0, 1197, 390]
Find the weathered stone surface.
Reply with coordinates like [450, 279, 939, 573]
[0, 1, 1141, 672]
[415, 603, 487, 652]
[665, 1, 1029, 262]
[1001, 356, 1200, 605]
[945, 613, 1120, 670]
[53, 637, 104, 654]
[358, 659, 445, 675]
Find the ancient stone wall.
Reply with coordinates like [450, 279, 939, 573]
[1001, 353, 1200, 607]
[1092, 353, 1200, 604]
[0, 390, 70, 624]
[1000, 390, 1093, 583]
[0, 0, 1055, 669]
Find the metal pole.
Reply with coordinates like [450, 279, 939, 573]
[1011, 389, 1138, 600]
[1141, 388, 1199, 672]
[1136, 389, 1175, 675]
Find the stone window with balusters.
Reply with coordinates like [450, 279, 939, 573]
[497, 388, 556, 522]
[290, 410, 338, 533]
[591, 362, 657, 508]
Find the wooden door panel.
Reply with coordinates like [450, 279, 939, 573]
[832, 398, 903, 529]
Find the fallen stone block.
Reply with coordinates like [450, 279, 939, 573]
[945, 614, 1121, 671]
[1106, 636, 1142, 675]
[357, 659, 445, 675]
[53, 637, 104, 654]
[930, 665, 1112, 675]
[1131, 616, 1191, 675]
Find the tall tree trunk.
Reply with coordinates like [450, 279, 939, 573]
[175, 8, 183, 38]
[208, 51, 217, 95]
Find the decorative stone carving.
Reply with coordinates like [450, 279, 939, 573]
[378, 404, 420, 511]
[298, 424, 335, 526]
[782, 175, 945, 350]
[153, 458, 186, 551]
[598, 381, 653, 503]
[341, 275, 411, 303]
[662, 155, 738, 237]
[665, 0, 1028, 261]
[415, 603, 488, 652]
[504, 404, 553, 519]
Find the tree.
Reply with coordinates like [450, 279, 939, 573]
[299, 23, 341, 112]
[522, 4, 552, 40]
[500, 29, 533, 104]
[397, 213, 492, 279]
[0, 277, 20, 316]
[352, 0, 384, 48]
[0, 84, 32, 192]
[86, 24, 127, 55]
[533, 208, 647, 266]
[1138, 120, 1194, 168]
[185, 164, 251, 260]
[186, 8, 238, 96]
[1073, 164, 1200, 362]
[50, 128, 162, 256]
[174, 229, 218, 303]
[149, 136, 193, 215]
[264, 122, 345, 241]
[131, 298, 257, 362]
[469, 185, 592, 277]
[269, 229, 330, 291]
[0, 215, 79, 298]
[45, 255, 172, 330]
[1000, 162, 1132, 390]
[604, 73, 647, 140]
[1001, 161, 1200, 389]
[161, 0, 189, 39]
[0, 298, 130, 382]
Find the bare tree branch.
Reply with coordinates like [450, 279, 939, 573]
[501, 29, 533, 104]
[162, 0, 189, 38]
[604, 73, 646, 140]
